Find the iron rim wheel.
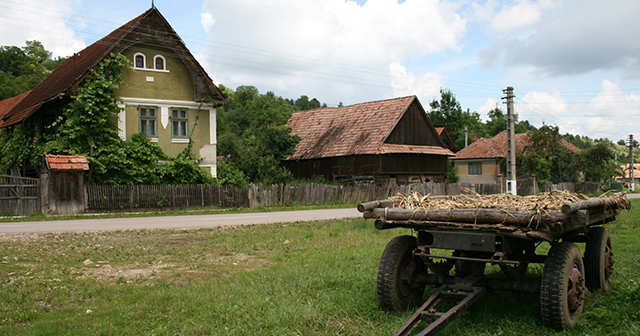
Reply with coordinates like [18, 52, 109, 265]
[541, 242, 586, 330]
[376, 235, 427, 311]
[584, 227, 613, 292]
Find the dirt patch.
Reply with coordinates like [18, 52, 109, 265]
[75, 252, 272, 283]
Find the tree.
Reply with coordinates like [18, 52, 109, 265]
[428, 88, 484, 150]
[0, 41, 65, 100]
[524, 125, 579, 183]
[216, 85, 301, 184]
[485, 108, 507, 137]
[576, 142, 619, 183]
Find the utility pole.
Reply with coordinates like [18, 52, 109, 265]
[628, 134, 635, 192]
[465, 126, 468, 148]
[502, 87, 516, 195]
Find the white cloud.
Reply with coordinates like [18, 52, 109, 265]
[200, 0, 466, 104]
[516, 91, 568, 128]
[389, 62, 442, 99]
[578, 80, 640, 140]
[0, 0, 85, 58]
[512, 81, 640, 141]
[477, 97, 498, 119]
[200, 12, 215, 33]
[482, 0, 640, 78]
[464, 0, 498, 23]
[489, 0, 552, 33]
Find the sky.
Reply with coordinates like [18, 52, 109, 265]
[1, 0, 640, 143]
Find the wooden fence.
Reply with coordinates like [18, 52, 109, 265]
[1, 177, 603, 214]
[86, 184, 249, 210]
[0, 175, 41, 215]
[87, 182, 495, 211]
[544, 181, 601, 194]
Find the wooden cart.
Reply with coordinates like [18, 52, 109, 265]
[358, 192, 630, 336]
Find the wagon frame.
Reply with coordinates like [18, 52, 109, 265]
[358, 193, 628, 336]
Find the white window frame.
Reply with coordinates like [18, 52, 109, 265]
[133, 52, 146, 69]
[139, 106, 158, 140]
[154, 55, 166, 71]
[171, 109, 189, 140]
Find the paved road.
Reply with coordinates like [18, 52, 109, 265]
[0, 208, 362, 234]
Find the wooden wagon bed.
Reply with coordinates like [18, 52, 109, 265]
[359, 190, 630, 242]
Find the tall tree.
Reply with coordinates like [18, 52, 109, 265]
[428, 88, 483, 150]
[524, 125, 578, 183]
[0, 41, 65, 100]
[576, 142, 620, 183]
[216, 85, 300, 184]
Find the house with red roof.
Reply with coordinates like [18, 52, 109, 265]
[0, 6, 226, 176]
[452, 131, 579, 185]
[283, 96, 455, 185]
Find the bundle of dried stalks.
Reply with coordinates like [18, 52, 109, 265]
[388, 189, 624, 212]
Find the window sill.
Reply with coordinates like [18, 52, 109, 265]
[150, 137, 159, 143]
[171, 138, 190, 144]
[133, 67, 170, 74]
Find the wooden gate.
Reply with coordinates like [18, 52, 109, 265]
[0, 175, 41, 215]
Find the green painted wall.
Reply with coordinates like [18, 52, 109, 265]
[114, 44, 213, 161]
[117, 45, 194, 101]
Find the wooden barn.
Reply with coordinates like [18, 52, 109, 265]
[283, 96, 454, 185]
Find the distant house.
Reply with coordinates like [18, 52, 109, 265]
[616, 163, 640, 185]
[452, 131, 579, 185]
[283, 96, 454, 185]
[0, 6, 226, 176]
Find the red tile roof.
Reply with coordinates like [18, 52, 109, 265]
[45, 154, 89, 171]
[285, 96, 454, 160]
[454, 130, 579, 159]
[0, 91, 31, 122]
[618, 163, 640, 179]
[0, 7, 225, 128]
[0, 10, 147, 128]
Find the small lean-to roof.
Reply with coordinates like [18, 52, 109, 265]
[0, 7, 225, 128]
[45, 154, 89, 171]
[286, 96, 453, 160]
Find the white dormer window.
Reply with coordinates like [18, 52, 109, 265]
[154, 55, 166, 70]
[134, 52, 146, 68]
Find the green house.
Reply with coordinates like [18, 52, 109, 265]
[0, 6, 226, 176]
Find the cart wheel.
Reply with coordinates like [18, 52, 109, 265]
[376, 235, 426, 311]
[541, 242, 586, 330]
[584, 227, 613, 292]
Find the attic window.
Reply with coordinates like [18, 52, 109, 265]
[154, 55, 165, 70]
[134, 52, 145, 68]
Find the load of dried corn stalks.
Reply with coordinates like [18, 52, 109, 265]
[388, 188, 628, 212]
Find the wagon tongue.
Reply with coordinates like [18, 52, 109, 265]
[393, 275, 486, 336]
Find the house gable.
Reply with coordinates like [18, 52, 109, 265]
[0, 6, 225, 129]
[384, 99, 445, 147]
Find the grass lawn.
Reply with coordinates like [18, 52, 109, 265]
[0, 201, 638, 335]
